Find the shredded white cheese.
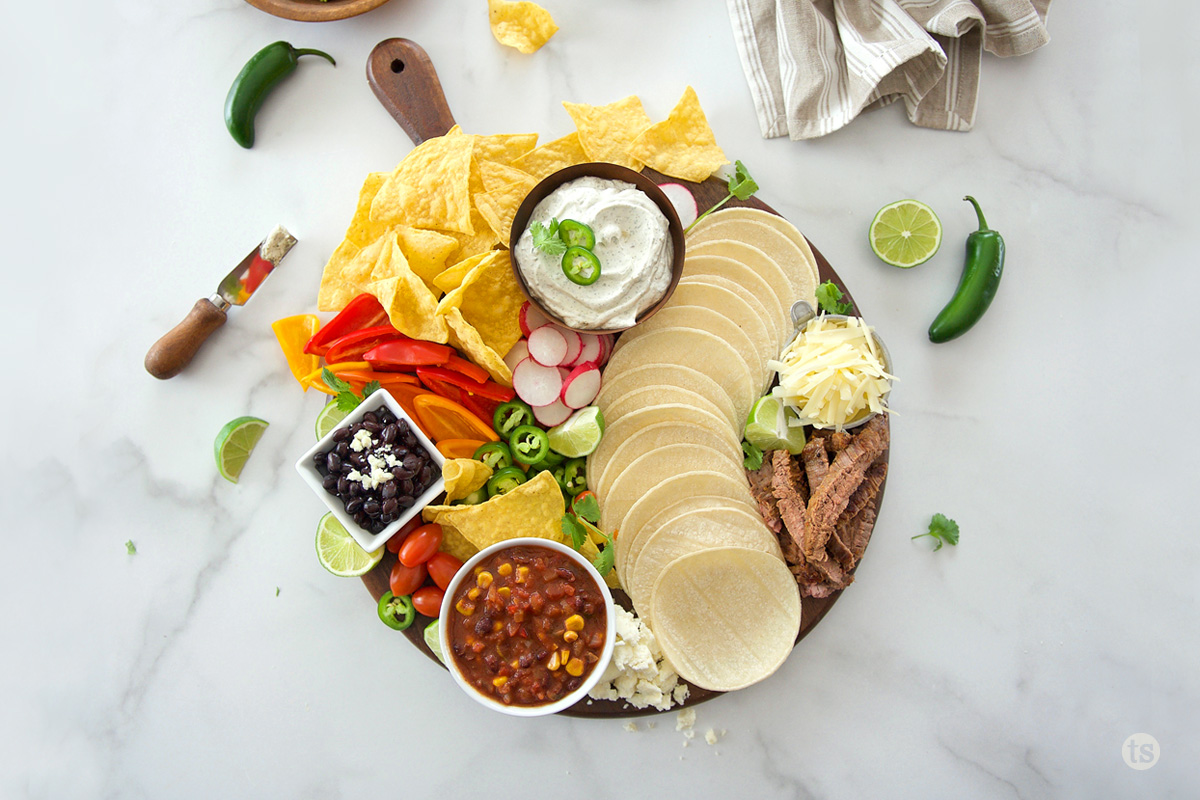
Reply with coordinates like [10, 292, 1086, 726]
[769, 315, 894, 431]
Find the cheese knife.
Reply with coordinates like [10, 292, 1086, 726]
[145, 225, 297, 379]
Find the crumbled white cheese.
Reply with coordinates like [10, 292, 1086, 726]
[705, 728, 724, 745]
[347, 457, 394, 490]
[676, 707, 696, 732]
[623, 721, 638, 733]
[587, 606, 690, 711]
[349, 429, 375, 453]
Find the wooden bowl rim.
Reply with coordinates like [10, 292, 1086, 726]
[243, 0, 392, 22]
[507, 163, 686, 336]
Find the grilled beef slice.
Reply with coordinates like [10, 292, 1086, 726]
[769, 449, 808, 562]
[804, 415, 890, 560]
[747, 462, 783, 534]
[800, 437, 830, 495]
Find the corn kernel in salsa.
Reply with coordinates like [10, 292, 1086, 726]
[447, 544, 607, 707]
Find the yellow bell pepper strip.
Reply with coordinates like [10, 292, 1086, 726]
[436, 439, 487, 460]
[272, 314, 320, 385]
[299, 361, 370, 394]
[413, 394, 500, 443]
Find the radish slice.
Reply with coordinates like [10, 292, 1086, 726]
[532, 398, 573, 427]
[659, 183, 698, 228]
[559, 328, 583, 366]
[528, 325, 568, 366]
[512, 358, 563, 407]
[561, 362, 602, 409]
[519, 302, 552, 337]
[574, 333, 602, 367]
[597, 333, 615, 365]
[503, 339, 529, 373]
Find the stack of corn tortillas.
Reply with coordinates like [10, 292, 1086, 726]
[591, 206, 820, 692]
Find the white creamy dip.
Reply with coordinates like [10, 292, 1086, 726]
[514, 177, 673, 330]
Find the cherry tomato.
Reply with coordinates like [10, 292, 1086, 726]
[412, 585, 445, 617]
[426, 552, 464, 590]
[389, 561, 427, 597]
[385, 516, 424, 554]
[398, 523, 444, 567]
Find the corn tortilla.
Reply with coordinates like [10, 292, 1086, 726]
[592, 421, 743, 504]
[595, 363, 738, 431]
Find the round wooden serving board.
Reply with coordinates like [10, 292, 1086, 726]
[358, 39, 887, 717]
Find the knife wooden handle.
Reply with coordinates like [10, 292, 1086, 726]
[366, 39, 456, 145]
[144, 298, 228, 379]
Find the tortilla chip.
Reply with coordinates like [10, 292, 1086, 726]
[438, 523, 479, 563]
[563, 96, 653, 170]
[472, 132, 539, 166]
[474, 168, 537, 244]
[434, 251, 489, 295]
[477, 161, 535, 193]
[366, 234, 449, 343]
[424, 470, 565, 549]
[437, 250, 524, 359]
[317, 239, 366, 311]
[487, 0, 559, 54]
[392, 226, 459, 291]
[442, 458, 493, 503]
[511, 132, 590, 180]
[444, 307, 513, 386]
[629, 86, 728, 183]
[370, 134, 475, 234]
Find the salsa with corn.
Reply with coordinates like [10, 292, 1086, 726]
[448, 544, 607, 707]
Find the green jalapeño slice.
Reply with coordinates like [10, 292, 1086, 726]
[557, 219, 596, 250]
[562, 246, 601, 286]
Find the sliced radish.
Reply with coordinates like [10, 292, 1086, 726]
[519, 302, 552, 337]
[528, 325, 568, 366]
[597, 333, 615, 365]
[532, 398, 573, 427]
[574, 333, 602, 367]
[512, 357, 563, 407]
[503, 339, 529, 373]
[559, 328, 583, 366]
[561, 362, 602, 409]
[659, 183, 698, 228]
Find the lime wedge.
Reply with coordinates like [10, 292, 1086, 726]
[869, 199, 942, 268]
[214, 416, 269, 483]
[314, 399, 348, 440]
[424, 621, 446, 665]
[547, 406, 606, 457]
[314, 513, 384, 577]
[744, 396, 806, 454]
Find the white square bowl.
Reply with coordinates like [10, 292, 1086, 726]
[295, 391, 445, 553]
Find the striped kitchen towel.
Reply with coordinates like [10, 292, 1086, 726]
[727, 0, 1051, 139]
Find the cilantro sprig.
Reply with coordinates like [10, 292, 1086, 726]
[531, 218, 568, 256]
[742, 440, 764, 471]
[685, 160, 759, 234]
[322, 368, 381, 413]
[912, 513, 960, 551]
[816, 280, 854, 315]
[561, 496, 615, 577]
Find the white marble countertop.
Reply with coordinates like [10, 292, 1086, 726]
[3, 1, 1196, 797]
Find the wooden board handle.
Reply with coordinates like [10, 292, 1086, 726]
[366, 39, 457, 145]
[144, 298, 227, 379]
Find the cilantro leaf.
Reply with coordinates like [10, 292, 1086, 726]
[591, 528, 616, 577]
[742, 440, 764, 471]
[322, 368, 353, 394]
[816, 280, 853, 315]
[571, 492, 601, 525]
[684, 159, 760, 234]
[362, 380, 382, 399]
[912, 513, 960, 551]
[532, 218, 567, 256]
[125, 539, 137, 555]
[324, 368, 376, 413]
[561, 515, 586, 551]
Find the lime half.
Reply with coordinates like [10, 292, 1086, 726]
[314, 399, 348, 440]
[214, 416, 269, 483]
[315, 513, 384, 577]
[869, 199, 942, 268]
[547, 406, 606, 458]
[744, 396, 806, 454]
[424, 621, 446, 665]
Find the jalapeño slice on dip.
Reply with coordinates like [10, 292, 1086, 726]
[514, 176, 673, 331]
[447, 543, 608, 708]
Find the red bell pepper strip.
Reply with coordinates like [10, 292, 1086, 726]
[415, 372, 500, 427]
[444, 353, 491, 385]
[303, 294, 389, 356]
[364, 339, 454, 371]
[322, 326, 406, 366]
[415, 366, 515, 403]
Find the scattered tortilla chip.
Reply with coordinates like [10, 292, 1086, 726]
[371, 134, 475, 234]
[488, 0, 559, 54]
[630, 86, 728, 183]
[437, 250, 524, 358]
[477, 161, 535, 193]
[441, 208, 501, 264]
[442, 458, 493, 503]
[392, 226, 459, 291]
[366, 234, 449, 343]
[345, 172, 391, 248]
[474, 166, 537, 244]
[423, 471, 565, 549]
[445, 307, 513, 386]
[563, 96, 653, 170]
[472, 132, 539, 166]
[511, 132, 590, 180]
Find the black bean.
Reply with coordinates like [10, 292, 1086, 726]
[322, 474, 338, 492]
[337, 477, 350, 495]
[362, 421, 382, 434]
[324, 452, 340, 473]
[399, 478, 415, 496]
[345, 498, 363, 514]
[350, 452, 368, 469]
[363, 500, 381, 517]
[419, 465, 434, 486]
[397, 495, 415, 508]
[349, 482, 363, 496]
[381, 482, 398, 500]
[332, 427, 350, 442]
[335, 441, 350, 457]
[382, 498, 398, 516]
[518, 654, 533, 669]
[362, 412, 378, 425]
[378, 408, 395, 424]
[381, 423, 398, 444]
[476, 617, 494, 637]
[403, 433, 417, 448]
[396, 419, 409, 434]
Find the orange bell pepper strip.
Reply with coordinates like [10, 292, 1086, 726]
[272, 315, 320, 386]
[299, 362, 371, 394]
[436, 439, 487, 459]
[412, 394, 499, 443]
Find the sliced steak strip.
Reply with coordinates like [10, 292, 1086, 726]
[838, 492, 879, 560]
[804, 416, 890, 560]
[844, 461, 887, 522]
[800, 437, 830, 498]
[747, 462, 783, 534]
[770, 449, 808, 563]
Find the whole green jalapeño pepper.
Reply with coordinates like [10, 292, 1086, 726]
[928, 196, 1005, 343]
[224, 42, 336, 149]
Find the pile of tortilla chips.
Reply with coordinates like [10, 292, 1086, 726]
[316, 88, 727, 386]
